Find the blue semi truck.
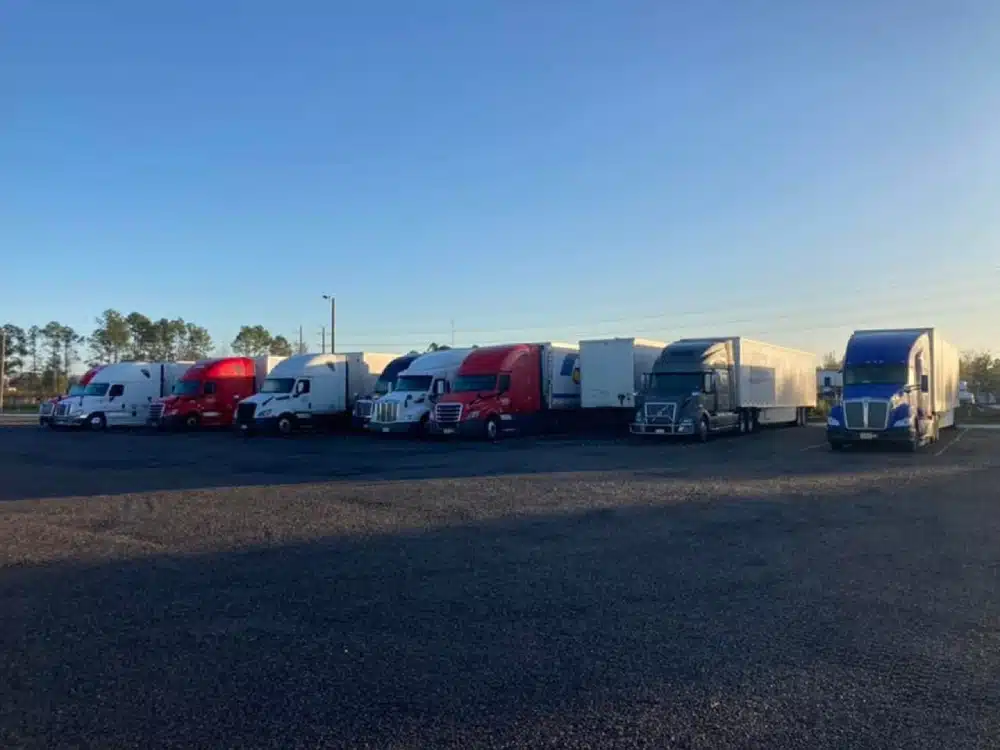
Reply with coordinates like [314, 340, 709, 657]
[827, 328, 960, 452]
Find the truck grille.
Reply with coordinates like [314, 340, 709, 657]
[39, 402, 54, 416]
[373, 400, 398, 423]
[237, 402, 257, 423]
[354, 399, 373, 419]
[56, 402, 72, 417]
[843, 400, 889, 430]
[435, 403, 462, 424]
[644, 402, 676, 425]
[148, 403, 165, 422]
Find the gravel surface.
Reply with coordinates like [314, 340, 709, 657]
[1, 425, 998, 749]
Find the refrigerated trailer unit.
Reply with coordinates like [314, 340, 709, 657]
[827, 328, 959, 451]
[630, 337, 817, 440]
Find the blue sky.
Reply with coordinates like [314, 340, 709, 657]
[3, 0, 998, 359]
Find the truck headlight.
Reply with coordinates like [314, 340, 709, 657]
[827, 416, 840, 427]
[467, 410, 480, 420]
[258, 408, 272, 418]
[892, 416, 913, 428]
[634, 410, 645, 424]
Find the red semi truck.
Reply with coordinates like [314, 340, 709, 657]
[428, 342, 580, 439]
[149, 356, 282, 429]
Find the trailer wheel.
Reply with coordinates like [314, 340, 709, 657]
[277, 414, 296, 435]
[89, 413, 107, 432]
[485, 416, 501, 441]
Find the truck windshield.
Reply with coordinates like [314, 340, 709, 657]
[452, 374, 497, 393]
[844, 365, 908, 386]
[68, 385, 86, 397]
[260, 378, 296, 394]
[373, 376, 392, 395]
[647, 372, 703, 393]
[394, 375, 433, 392]
[84, 383, 110, 397]
[172, 381, 201, 396]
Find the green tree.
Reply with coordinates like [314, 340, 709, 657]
[40, 322, 72, 394]
[125, 312, 156, 360]
[269, 335, 293, 357]
[231, 325, 275, 356]
[1, 323, 27, 379]
[89, 309, 131, 364]
[180, 323, 214, 360]
[820, 351, 842, 369]
[959, 350, 996, 397]
[426, 342, 451, 352]
[26, 326, 40, 374]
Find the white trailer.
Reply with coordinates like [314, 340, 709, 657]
[539, 342, 581, 410]
[732, 338, 817, 424]
[579, 337, 665, 409]
[52, 361, 194, 429]
[341, 352, 400, 405]
[253, 356, 286, 391]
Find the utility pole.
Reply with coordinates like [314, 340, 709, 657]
[298, 326, 304, 355]
[0, 326, 6, 413]
[450, 318, 455, 348]
[320, 327, 326, 354]
[322, 295, 335, 354]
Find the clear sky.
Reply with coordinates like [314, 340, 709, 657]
[3, 0, 998, 359]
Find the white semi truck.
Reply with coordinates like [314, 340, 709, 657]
[235, 352, 397, 434]
[51, 361, 194, 430]
[368, 348, 473, 435]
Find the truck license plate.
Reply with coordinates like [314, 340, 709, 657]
[382, 427, 389, 433]
[859, 432, 876, 440]
[443, 428, 455, 434]
[655, 428, 665, 434]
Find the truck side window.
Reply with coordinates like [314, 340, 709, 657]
[203, 382, 217, 395]
[108, 384, 125, 398]
[498, 374, 511, 393]
[295, 380, 311, 395]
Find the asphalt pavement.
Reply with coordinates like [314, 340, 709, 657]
[1, 425, 998, 749]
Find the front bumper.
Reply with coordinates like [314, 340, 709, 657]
[428, 418, 484, 437]
[51, 413, 90, 428]
[368, 420, 421, 435]
[629, 422, 695, 437]
[827, 424, 915, 446]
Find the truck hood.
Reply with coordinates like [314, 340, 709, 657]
[438, 392, 496, 406]
[379, 391, 429, 407]
[842, 384, 905, 400]
[640, 391, 700, 408]
[241, 392, 292, 407]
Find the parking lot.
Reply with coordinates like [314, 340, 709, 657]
[2, 424, 999, 749]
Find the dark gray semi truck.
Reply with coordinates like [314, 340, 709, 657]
[629, 337, 817, 441]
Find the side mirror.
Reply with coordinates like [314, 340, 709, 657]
[921, 375, 929, 394]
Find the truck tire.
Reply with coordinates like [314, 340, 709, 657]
[697, 416, 710, 443]
[89, 413, 107, 432]
[184, 413, 200, 430]
[485, 416, 501, 441]
[277, 414, 296, 435]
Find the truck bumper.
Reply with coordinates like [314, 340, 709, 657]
[367, 420, 421, 435]
[351, 415, 371, 431]
[428, 418, 485, 438]
[629, 422, 696, 437]
[39, 416, 51, 426]
[51, 415, 89, 428]
[827, 425, 915, 448]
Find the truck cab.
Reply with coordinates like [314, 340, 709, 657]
[351, 352, 419, 429]
[151, 357, 259, 429]
[41, 365, 104, 426]
[367, 349, 472, 435]
[827, 328, 959, 451]
[632, 339, 741, 440]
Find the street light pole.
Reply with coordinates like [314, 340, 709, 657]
[322, 295, 335, 354]
[0, 327, 6, 413]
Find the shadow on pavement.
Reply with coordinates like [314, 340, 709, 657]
[2, 465, 998, 749]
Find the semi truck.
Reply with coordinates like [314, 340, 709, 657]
[149, 356, 285, 429]
[579, 337, 665, 430]
[428, 342, 580, 439]
[51, 361, 194, 430]
[368, 348, 473, 435]
[351, 352, 421, 429]
[630, 337, 817, 440]
[236, 352, 396, 434]
[827, 328, 959, 451]
[40, 364, 104, 426]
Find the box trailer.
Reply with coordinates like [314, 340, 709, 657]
[580, 337, 666, 409]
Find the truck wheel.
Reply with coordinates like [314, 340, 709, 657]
[89, 413, 107, 432]
[184, 413, 200, 430]
[485, 416, 501, 441]
[697, 416, 710, 443]
[277, 414, 296, 435]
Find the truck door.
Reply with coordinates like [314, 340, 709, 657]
[106, 384, 127, 425]
[715, 369, 737, 430]
[914, 353, 929, 427]
[203, 381, 217, 417]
